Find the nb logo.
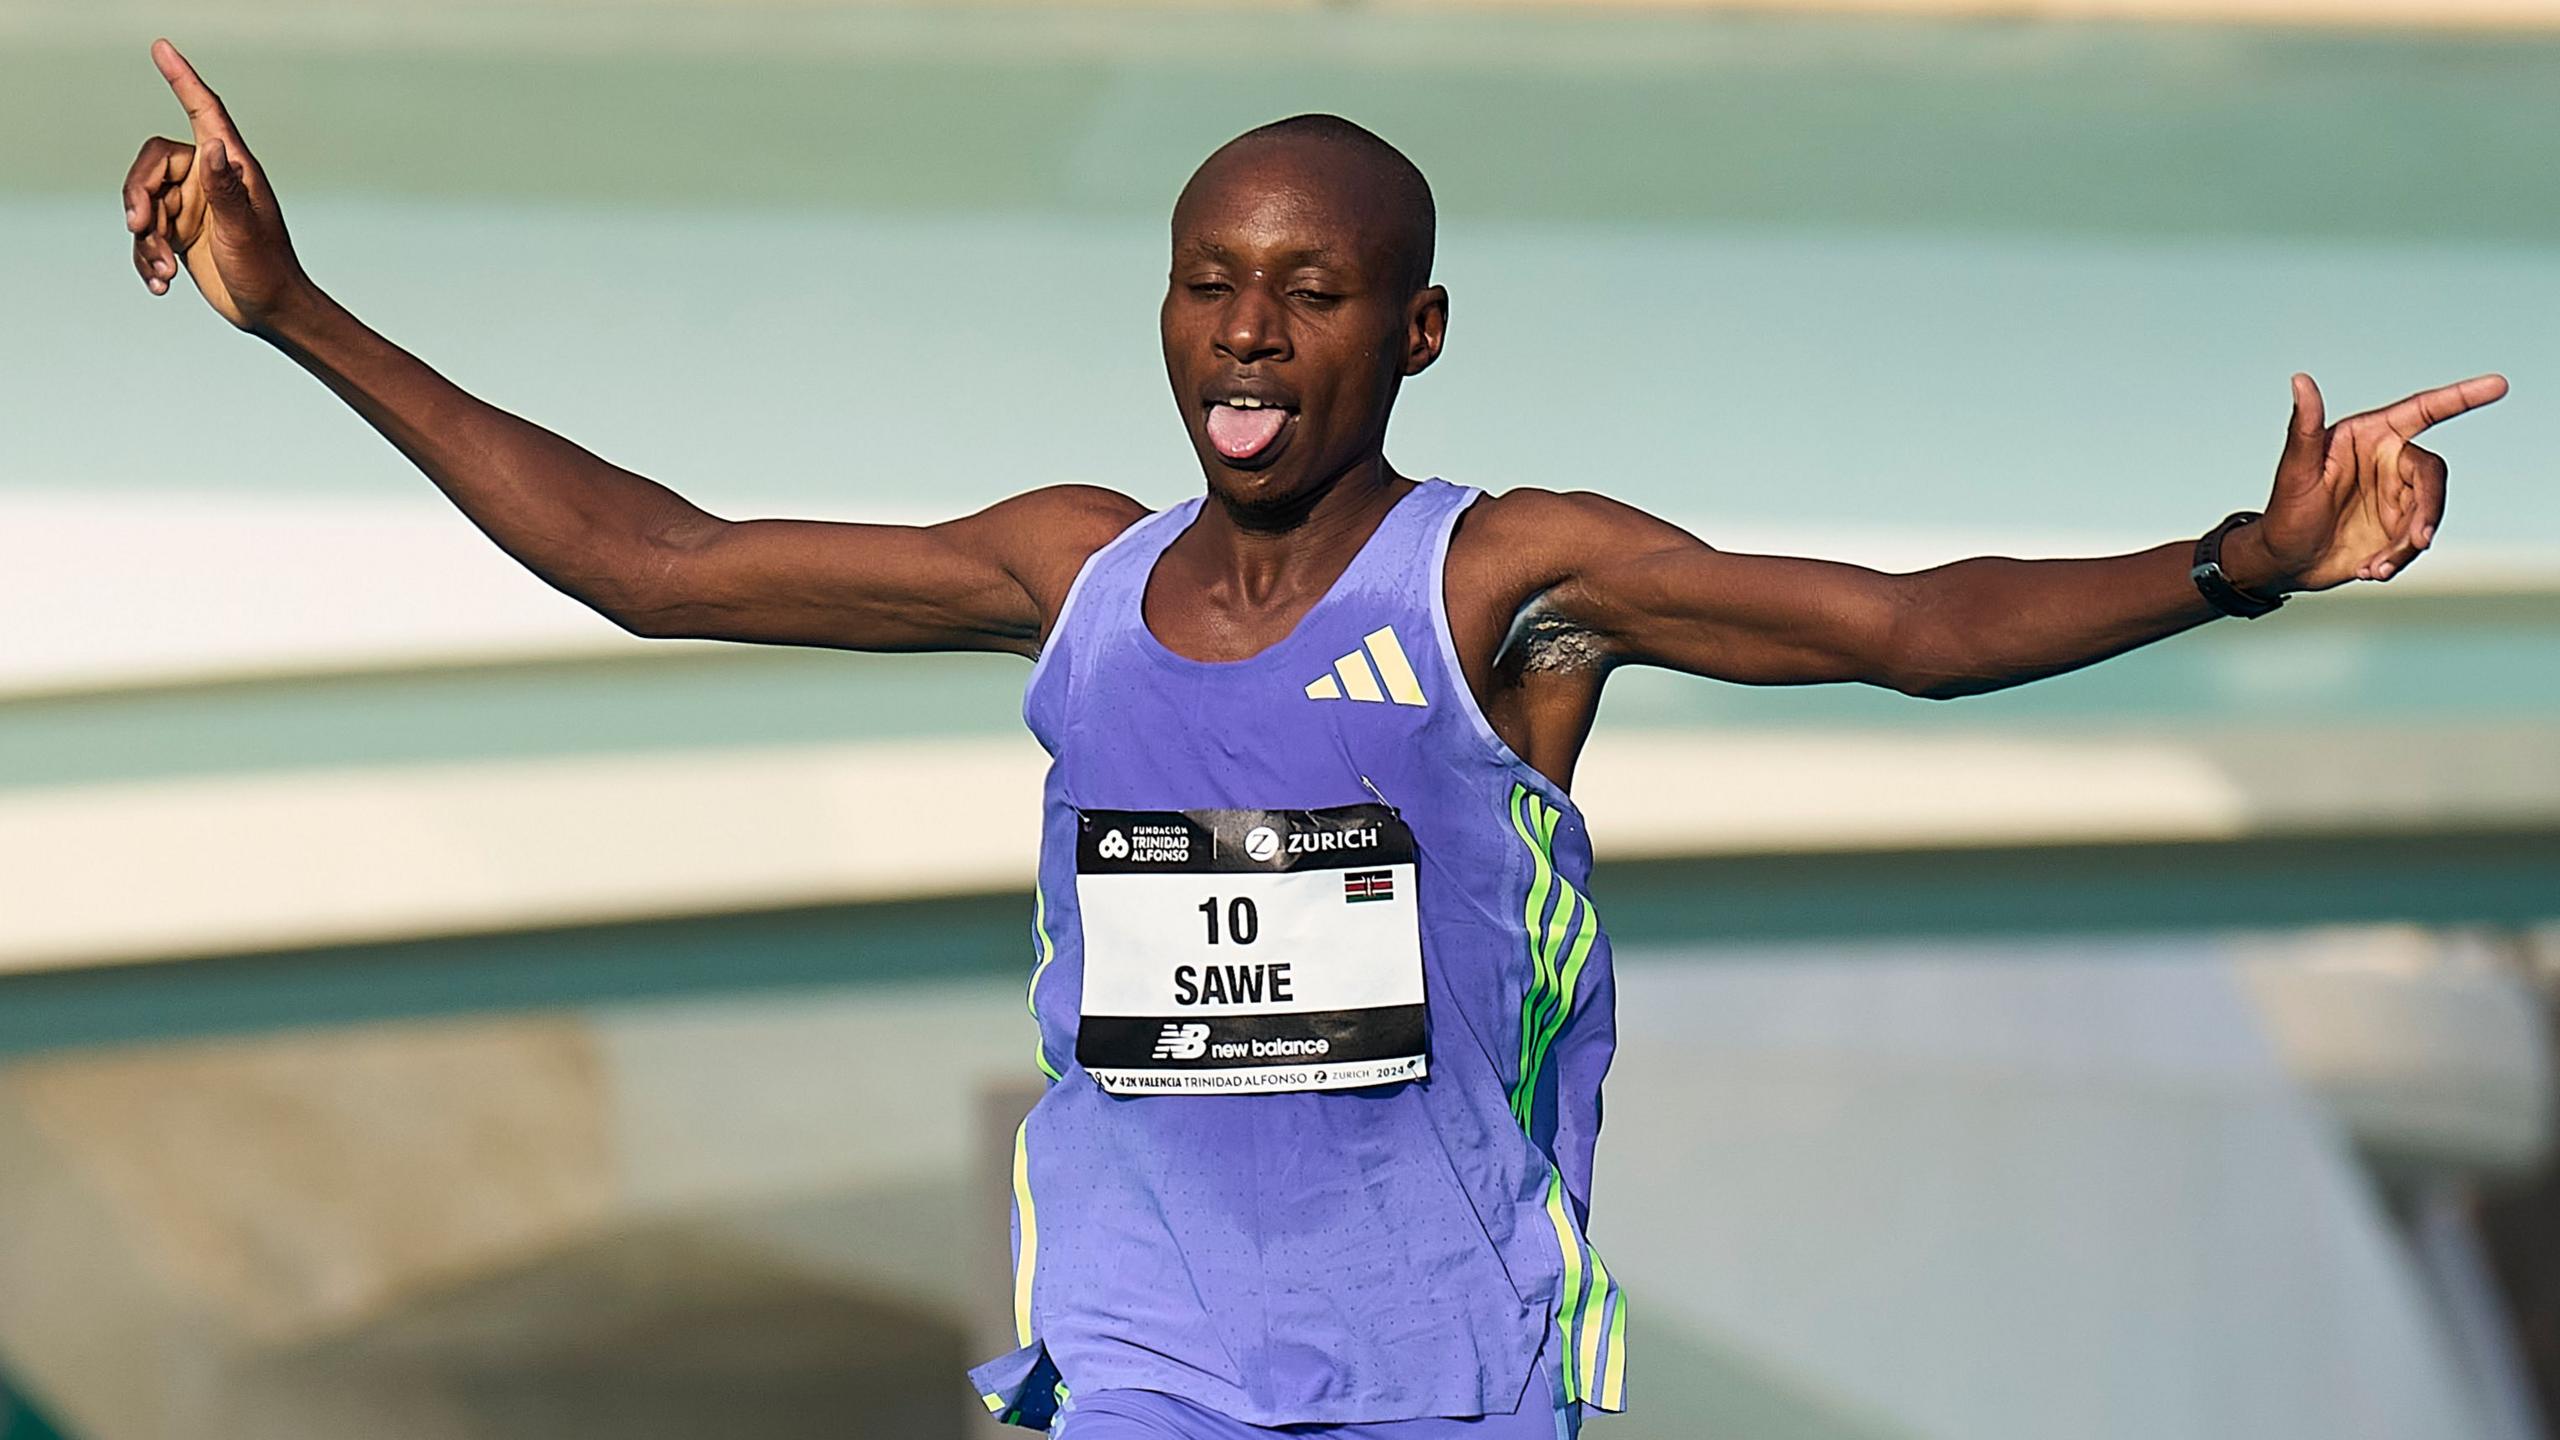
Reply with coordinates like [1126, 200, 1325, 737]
[1097, 829, 1130, 860]
[1151, 1022, 1209, 1061]
[1304, 625, 1428, 707]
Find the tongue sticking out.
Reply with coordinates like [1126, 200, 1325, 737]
[1205, 405, 1288, 461]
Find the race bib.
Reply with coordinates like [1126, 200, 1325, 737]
[1074, 803, 1427, 1096]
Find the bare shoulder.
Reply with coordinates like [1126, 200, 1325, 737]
[1460, 484, 1605, 538]
[960, 483, 1150, 540]
[1450, 486, 1704, 592]
[945, 483, 1151, 627]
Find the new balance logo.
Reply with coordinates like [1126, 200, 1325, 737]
[1304, 626, 1428, 706]
[1152, 1022, 1209, 1060]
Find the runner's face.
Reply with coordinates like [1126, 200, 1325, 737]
[1161, 149, 1437, 512]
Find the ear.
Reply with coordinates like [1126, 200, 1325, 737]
[1402, 285, 1448, 377]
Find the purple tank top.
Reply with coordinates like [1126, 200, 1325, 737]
[969, 479, 1627, 1426]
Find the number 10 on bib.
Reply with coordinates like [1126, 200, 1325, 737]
[1073, 804, 1427, 1095]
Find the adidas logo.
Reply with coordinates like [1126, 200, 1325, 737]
[1305, 626, 1427, 707]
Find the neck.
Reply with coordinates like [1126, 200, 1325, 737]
[1196, 452, 1410, 603]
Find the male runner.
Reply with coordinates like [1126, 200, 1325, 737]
[124, 37, 2504, 1438]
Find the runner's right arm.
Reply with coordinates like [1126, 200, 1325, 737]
[123, 39, 1140, 655]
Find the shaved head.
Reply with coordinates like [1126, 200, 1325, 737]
[1160, 113, 1449, 515]
[1179, 114, 1436, 295]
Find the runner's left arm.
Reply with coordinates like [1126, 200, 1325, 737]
[1530, 372, 2505, 697]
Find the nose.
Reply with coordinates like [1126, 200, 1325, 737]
[1214, 280, 1290, 366]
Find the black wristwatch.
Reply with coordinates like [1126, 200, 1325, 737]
[2191, 511, 2286, 619]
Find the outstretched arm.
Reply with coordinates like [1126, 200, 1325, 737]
[123, 39, 1139, 653]
[1522, 371, 2506, 698]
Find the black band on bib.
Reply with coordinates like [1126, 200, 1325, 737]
[1076, 804, 1415, 874]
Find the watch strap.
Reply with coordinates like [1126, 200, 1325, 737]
[2190, 510, 2285, 619]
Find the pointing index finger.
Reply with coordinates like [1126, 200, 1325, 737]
[2380, 372, 2510, 438]
[151, 38, 241, 148]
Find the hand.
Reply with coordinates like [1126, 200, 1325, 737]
[2232, 371, 2509, 594]
[123, 38, 309, 330]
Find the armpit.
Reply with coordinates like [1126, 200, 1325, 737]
[1503, 600, 1606, 676]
